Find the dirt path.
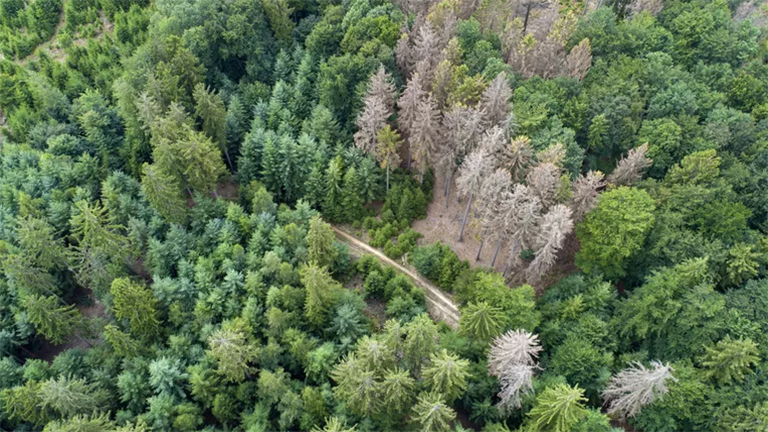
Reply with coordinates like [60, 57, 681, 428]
[333, 227, 461, 328]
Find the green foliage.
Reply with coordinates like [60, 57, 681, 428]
[455, 271, 541, 331]
[411, 242, 469, 291]
[411, 391, 456, 432]
[526, 384, 589, 432]
[110, 278, 160, 340]
[0, 1, 767, 431]
[699, 336, 760, 385]
[576, 187, 656, 278]
[24, 295, 82, 345]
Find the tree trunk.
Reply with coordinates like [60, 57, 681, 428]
[224, 148, 234, 172]
[386, 163, 390, 193]
[475, 236, 485, 262]
[491, 234, 504, 267]
[523, 2, 532, 33]
[444, 171, 453, 208]
[407, 151, 412, 170]
[458, 192, 473, 242]
[186, 186, 194, 199]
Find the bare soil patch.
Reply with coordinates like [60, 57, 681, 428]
[411, 174, 579, 293]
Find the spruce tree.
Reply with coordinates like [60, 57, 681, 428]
[422, 349, 470, 403]
[341, 166, 364, 222]
[104, 324, 140, 358]
[24, 295, 83, 345]
[323, 157, 344, 222]
[459, 301, 504, 342]
[193, 83, 230, 169]
[141, 163, 187, 224]
[411, 391, 455, 432]
[207, 321, 258, 383]
[110, 278, 160, 340]
[527, 384, 588, 432]
[301, 263, 342, 329]
[307, 215, 338, 268]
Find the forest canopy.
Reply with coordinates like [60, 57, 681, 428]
[0, 0, 768, 431]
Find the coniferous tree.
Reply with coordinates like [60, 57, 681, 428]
[456, 146, 490, 241]
[571, 170, 605, 222]
[110, 278, 160, 340]
[38, 376, 102, 418]
[354, 66, 396, 156]
[699, 336, 760, 385]
[479, 72, 513, 130]
[379, 367, 415, 417]
[526, 162, 562, 211]
[422, 349, 470, 403]
[502, 135, 534, 181]
[409, 94, 441, 182]
[411, 391, 455, 432]
[475, 168, 512, 261]
[178, 129, 227, 196]
[503, 184, 543, 274]
[607, 143, 652, 187]
[403, 314, 440, 371]
[397, 73, 427, 157]
[323, 157, 344, 222]
[307, 215, 339, 268]
[193, 83, 230, 169]
[141, 163, 187, 224]
[304, 163, 327, 209]
[438, 105, 486, 200]
[207, 321, 258, 383]
[104, 324, 140, 358]
[526, 384, 588, 432]
[301, 263, 342, 329]
[602, 361, 675, 419]
[459, 301, 504, 343]
[341, 166, 365, 222]
[376, 125, 402, 193]
[24, 295, 83, 345]
[526, 204, 573, 283]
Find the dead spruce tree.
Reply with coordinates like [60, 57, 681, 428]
[474, 168, 513, 261]
[571, 170, 605, 222]
[503, 184, 543, 275]
[397, 73, 427, 168]
[410, 94, 441, 182]
[535, 143, 566, 168]
[526, 162, 561, 210]
[502, 11, 593, 80]
[526, 204, 573, 283]
[411, 22, 443, 83]
[438, 105, 487, 202]
[488, 330, 543, 411]
[501, 135, 534, 181]
[456, 146, 491, 242]
[479, 72, 513, 130]
[355, 89, 391, 155]
[603, 361, 676, 419]
[608, 143, 652, 186]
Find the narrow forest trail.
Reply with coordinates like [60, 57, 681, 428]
[332, 227, 461, 328]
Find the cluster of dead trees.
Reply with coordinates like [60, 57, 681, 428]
[353, 3, 651, 284]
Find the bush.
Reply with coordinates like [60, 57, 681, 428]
[383, 228, 422, 259]
[411, 242, 469, 292]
